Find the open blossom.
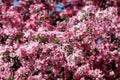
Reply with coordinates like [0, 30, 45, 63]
[0, 0, 120, 80]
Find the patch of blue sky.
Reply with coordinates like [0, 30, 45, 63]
[56, 2, 64, 12]
[13, 0, 19, 7]
[97, 38, 102, 44]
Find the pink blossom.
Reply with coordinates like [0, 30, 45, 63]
[0, 0, 120, 80]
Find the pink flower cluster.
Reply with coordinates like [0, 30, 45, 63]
[0, 0, 120, 80]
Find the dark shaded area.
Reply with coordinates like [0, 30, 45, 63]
[11, 56, 22, 71]
[67, 44, 73, 55]
[107, 60, 116, 70]
[41, 0, 45, 3]
[2, 51, 11, 62]
[67, 71, 73, 80]
[49, 11, 64, 26]
[85, 76, 93, 80]
[93, 47, 99, 54]
[0, 35, 9, 44]
[117, 2, 120, 16]
[23, 13, 30, 21]
[0, 23, 3, 28]
[32, 69, 40, 76]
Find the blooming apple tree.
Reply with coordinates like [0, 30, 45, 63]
[0, 0, 120, 80]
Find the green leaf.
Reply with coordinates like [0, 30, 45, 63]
[67, 45, 73, 55]
[64, 15, 69, 23]
[79, 35, 83, 42]
[61, 27, 66, 32]
[7, 78, 12, 80]
[81, 10, 86, 13]
[15, 33, 23, 41]
[58, 78, 63, 80]
[46, 70, 52, 78]
[34, 35, 40, 41]
[74, 28, 79, 32]
[80, 17, 88, 22]
[51, 38, 59, 44]
[86, 27, 92, 33]
[39, 36, 48, 43]
[49, 0, 54, 2]
[93, 47, 99, 54]
[34, 35, 48, 43]
[7, 77, 15, 80]
[33, 9, 40, 13]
